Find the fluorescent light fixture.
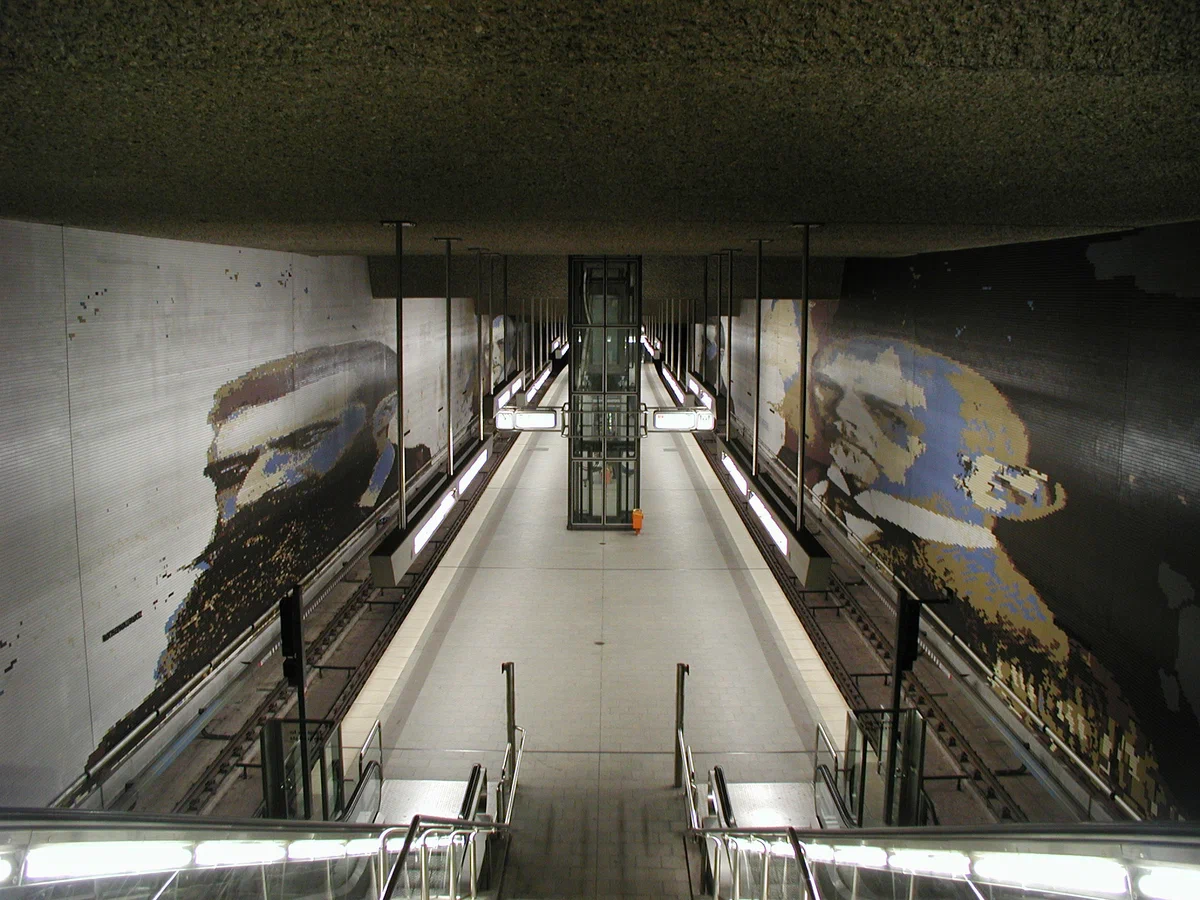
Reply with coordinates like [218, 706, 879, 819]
[687, 376, 700, 394]
[801, 843, 836, 863]
[662, 368, 686, 404]
[527, 367, 550, 398]
[458, 448, 489, 492]
[652, 409, 698, 431]
[288, 840, 346, 861]
[513, 408, 559, 430]
[496, 386, 512, 408]
[412, 491, 457, 556]
[695, 408, 715, 430]
[512, 374, 523, 391]
[1139, 867, 1200, 900]
[344, 839, 382, 858]
[721, 454, 748, 496]
[972, 853, 1128, 896]
[495, 408, 516, 430]
[25, 842, 193, 880]
[195, 841, 287, 867]
[0, 858, 11, 883]
[834, 845, 888, 868]
[888, 849, 971, 877]
[749, 492, 788, 555]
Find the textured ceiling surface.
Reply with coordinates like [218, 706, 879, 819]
[2, 1, 1197, 256]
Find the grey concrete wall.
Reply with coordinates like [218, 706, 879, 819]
[0, 220, 477, 805]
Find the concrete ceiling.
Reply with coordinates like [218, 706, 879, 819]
[2, 2, 1197, 257]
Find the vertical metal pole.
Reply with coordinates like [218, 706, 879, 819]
[716, 252, 723, 392]
[700, 255, 708, 378]
[471, 247, 486, 443]
[291, 584, 313, 819]
[435, 237, 461, 475]
[674, 662, 689, 788]
[502, 662, 516, 760]
[383, 221, 414, 530]
[796, 224, 811, 531]
[722, 249, 740, 441]
[502, 256, 509, 378]
[752, 239, 765, 476]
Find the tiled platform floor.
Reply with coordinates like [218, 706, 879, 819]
[361, 367, 846, 898]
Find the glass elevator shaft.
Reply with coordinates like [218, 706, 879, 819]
[567, 257, 642, 529]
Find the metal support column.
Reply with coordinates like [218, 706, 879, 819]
[382, 220, 414, 529]
[435, 237, 461, 476]
[721, 249, 741, 441]
[674, 662, 689, 788]
[471, 247, 487, 443]
[792, 224, 814, 530]
[751, 239, 768, 476]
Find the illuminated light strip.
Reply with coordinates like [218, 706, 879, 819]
[527, 367, 551, 398]
[641, 334, 655, 355]
[748, 491, 788, 555]
[457, 448, 489, 493]
[25, 842, 193, 880]
[496, 386, 512, 408]
[973, 854, 1128, 896]
[687, 375, 700, 394]
[412, 491, 458, 556]
[1139, 867, 1200, 900]
[662, 367, 686, 404]
[888, 849, 970, 877]
[195, 841, 287, 867]
[721, 453, 748, 496]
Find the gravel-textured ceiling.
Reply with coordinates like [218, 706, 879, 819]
[2, 1, 1197, 257]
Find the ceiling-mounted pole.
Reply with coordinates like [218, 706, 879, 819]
[791, 223, 817, 530]
[382, 220, 414, 530]
[435, 237, 462, 476]
[721, 249, 741, 441]
[751, 239, 770, 476]
[502, 256, 509, 378]
[470, 247, 488, 443]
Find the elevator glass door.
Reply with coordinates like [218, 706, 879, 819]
[567, 257, 641, 529]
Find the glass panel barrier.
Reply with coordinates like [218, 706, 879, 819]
[0, 811, 402, 900]
[790, 824, 1200, 900]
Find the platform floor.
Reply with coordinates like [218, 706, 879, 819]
[349, 365, 848, 899]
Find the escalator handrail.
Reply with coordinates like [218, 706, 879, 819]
[711, 765, 737, 829]
[340, 759, 383, 824]
[814, 762, 856, 829]
[380, 814, 512, 900]
[458, 764, 486, 822]
[0, 806, 389, 835]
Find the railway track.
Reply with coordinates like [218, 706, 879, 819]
[172, 432, 518, 815]
[694, 434, 1028, 823]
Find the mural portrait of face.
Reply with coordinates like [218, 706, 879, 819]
[157, 341, 397, 686]
[808, 337, 1069, 650]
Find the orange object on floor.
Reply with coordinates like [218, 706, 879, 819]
[631, 508, 643, 534]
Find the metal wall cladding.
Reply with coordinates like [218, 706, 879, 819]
[0, 221, 92, 806]
[804, 223, 1200, 818]
[1, 220, 472, 804]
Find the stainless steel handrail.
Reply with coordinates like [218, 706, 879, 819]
[379, 814, 513, 900]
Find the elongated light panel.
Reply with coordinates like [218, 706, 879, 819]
[25, 842, 193, 880]
[721, 453, 748, 496]
[412, 492, 457, 556]
[973, 853, 1128, 896]
[749, 492, 788, 555]
[458, 448, 489, 493]
[662, 368, 686, 404]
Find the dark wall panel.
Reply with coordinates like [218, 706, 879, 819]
[804, 223, 1200, 817]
